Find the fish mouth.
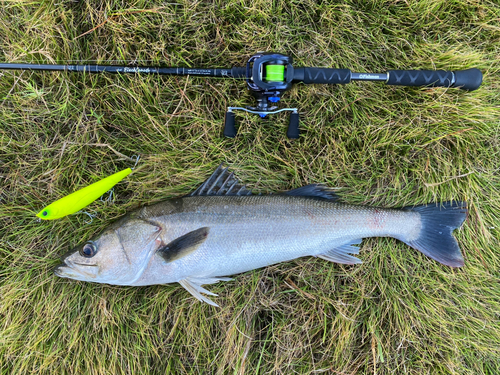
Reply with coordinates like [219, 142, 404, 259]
[54, 260, 98, 280]
[54, 263, 72, 278]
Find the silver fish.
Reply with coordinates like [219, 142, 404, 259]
[55, 166, 467, 306]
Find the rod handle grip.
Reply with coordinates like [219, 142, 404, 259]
[454, 68, 483, 91]
[387, 68, 482, 91]
[295, 68, 351, 84]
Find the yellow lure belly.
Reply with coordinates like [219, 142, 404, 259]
[36, 168, 132, 220]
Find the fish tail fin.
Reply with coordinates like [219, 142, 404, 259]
[403, 201, 467, 267]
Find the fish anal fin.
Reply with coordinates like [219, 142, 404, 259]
[318, 239, 363, 265]
[158, 227, 209, 263]
[190, 164, 252, 196]
[179, 277, 231, 307]
[283, 184, 339, 200]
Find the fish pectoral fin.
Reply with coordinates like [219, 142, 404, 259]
[318, 239, 363, 265]
[157, 227, 209, 263]
[179, 277, 231, 307]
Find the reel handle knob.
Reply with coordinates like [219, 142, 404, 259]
[223, 111, 237, 138]
[287, 112, 300, 139]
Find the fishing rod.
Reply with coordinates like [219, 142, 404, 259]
[0, 52, 483, 138]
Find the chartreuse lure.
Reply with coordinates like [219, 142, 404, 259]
[36, 168, 132, 220]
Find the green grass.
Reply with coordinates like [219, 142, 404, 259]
[1, 0, 499, 373]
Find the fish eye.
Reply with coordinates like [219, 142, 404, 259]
[80, 242, 97, 258]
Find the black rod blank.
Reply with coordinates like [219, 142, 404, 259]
[0, 63, 246, 78]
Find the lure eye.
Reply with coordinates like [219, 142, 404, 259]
[42, 211, 48, 217]
[80, 242, 97, 258]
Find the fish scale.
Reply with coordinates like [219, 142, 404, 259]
[131, 195, 421, 286]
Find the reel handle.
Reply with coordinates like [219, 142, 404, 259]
[287, 112, 300, 139]
[223, 112, 237, 138]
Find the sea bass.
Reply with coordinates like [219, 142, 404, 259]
[55, 166, 467, 306]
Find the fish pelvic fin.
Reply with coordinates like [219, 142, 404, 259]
[403, 201, 467, 267]
[190, 164, 252, 196]
[179, 277, 232, 307]
[317, 239, 363, 265]
[157, 227, 209, 263]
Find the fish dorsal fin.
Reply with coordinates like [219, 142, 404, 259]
[283, 184, 339, 200]
[157, 227, 209, 263]
[190, 165, 252, 196]
[179, 276, 232, 307]
[318, 239, 363, 265]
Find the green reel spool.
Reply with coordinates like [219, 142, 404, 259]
[265, 64, 285, 82]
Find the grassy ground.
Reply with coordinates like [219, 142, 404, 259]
[0, 0, 499, 374]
